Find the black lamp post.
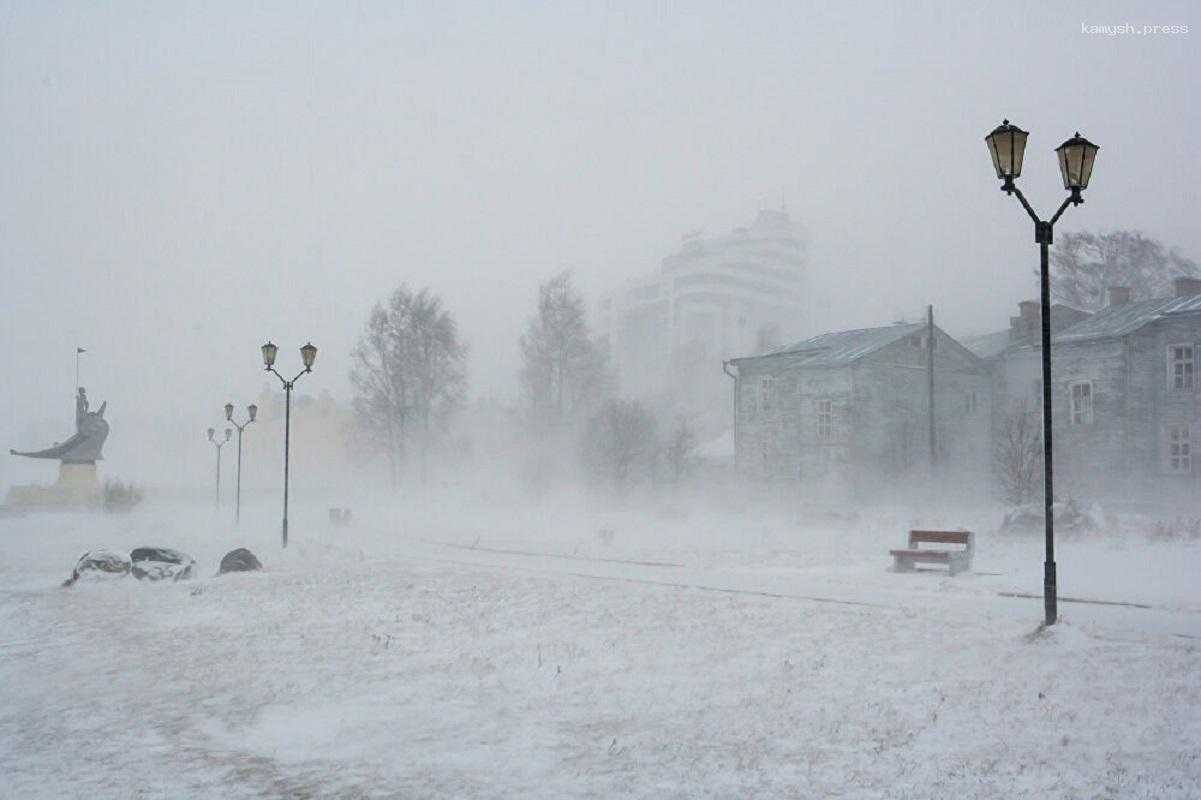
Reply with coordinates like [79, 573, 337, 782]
[262, 341, 318, 548]
[207, 426, 232, 510]
[224, 402, 258, 526]
[984, 119, 1099, 626]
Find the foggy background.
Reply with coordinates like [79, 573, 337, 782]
[2, 0, 1198, 491]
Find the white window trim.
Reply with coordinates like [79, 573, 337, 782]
[1168, 343, 1195, 393]
[1068, 381, 1094, 426]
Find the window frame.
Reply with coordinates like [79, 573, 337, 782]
[759, 375, 775, 412]
[1168, 343, 1195, 392]
[1068, 381, 1094, 426]
[816, 398, 833, 442]
[1165, 423, 1192, 474]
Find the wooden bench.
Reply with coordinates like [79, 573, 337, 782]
[890, 530, 974, 575]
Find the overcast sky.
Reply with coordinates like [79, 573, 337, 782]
[2, 0, 1198, 488]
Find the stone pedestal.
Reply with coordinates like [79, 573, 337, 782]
[4, 462, 102, 509]
[58, 462, 99, 489]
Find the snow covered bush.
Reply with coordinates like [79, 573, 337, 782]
[102, 478, 143, 512]
[581, 398, 657, 492]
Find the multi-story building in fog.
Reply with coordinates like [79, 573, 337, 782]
[595, 209, 807, 428]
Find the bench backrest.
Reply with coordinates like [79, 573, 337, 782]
[908, 530, 973, 552]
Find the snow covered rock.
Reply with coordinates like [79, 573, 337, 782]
[218, 548, 262, 574]
[130, 547, 195, 582]
[62, 549, 131, 587]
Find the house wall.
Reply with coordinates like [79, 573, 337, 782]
[992, 315, 1201, 507]
[854, 329, 991, 496]
[1141, 318, 1201, 504]
[733, 326, 990, 500]
[734, 357, 853, 488]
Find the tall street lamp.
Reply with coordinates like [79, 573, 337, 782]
[984, 119, 1099, 626]
[207, 426, 232, 510]
[262, 341, 318, 548]
[224, 402, 258, 526]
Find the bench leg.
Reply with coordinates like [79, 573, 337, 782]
[893, 556, 914, 573]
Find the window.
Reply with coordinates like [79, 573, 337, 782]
[964, 391, 978, 414]
[759, 376, 775, 411]
[1166, 424, 1192, 473]
[1170, 344, 1194, 391]
[1069, 382, 1093, 425]
[817, 399, 832, 441]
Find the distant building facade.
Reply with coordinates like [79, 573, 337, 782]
[595, 209, 806, 427]
[727, 321, 991, 498]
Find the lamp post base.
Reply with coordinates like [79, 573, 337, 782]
[1044, 560, 1058, 626]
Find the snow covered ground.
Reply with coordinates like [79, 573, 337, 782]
[1, 492, 1199, 798]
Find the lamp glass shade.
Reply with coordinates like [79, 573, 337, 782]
[207, 427, 215, 441]
[300, 342, 318, 369]
[224, 403, 234, 421]
[985, 119, 1028, 180]
[248, 404, 258, 422]
[1055, 132, 1099, 190]
[261, 341, 278, 367]
[224, 428, 232, 441]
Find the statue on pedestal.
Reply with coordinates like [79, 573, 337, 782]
[11, 388, 109, 463]
[7, 388, 110, 507]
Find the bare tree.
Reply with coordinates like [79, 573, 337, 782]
[662, 414, 699, 482]
[1051, 230, 1199, 311]
[582, 399, 657, 491]
[993, 403, 1043, 505]
[519, 271, 611, 433]
[349, 285, 467, 485]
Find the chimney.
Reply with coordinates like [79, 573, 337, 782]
[1010, 300, 1041, 344]
[1107, 286, 1132, 307]
[1173, 276, 1201, 298]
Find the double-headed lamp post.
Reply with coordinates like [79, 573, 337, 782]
[984, 119, 1099, 627]
[262, 341, 318, 548]
[207, 426, 232, 510]
[224, 402, 258, 526]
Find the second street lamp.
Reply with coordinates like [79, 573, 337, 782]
[984, 119, 1099, 627]
[225, 402, 258, 526]
[262, 341, 318, 549]
[207, 426, 232, 510]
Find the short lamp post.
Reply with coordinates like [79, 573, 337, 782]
[207, 426, 232, 510]
[262, 341, 318, 548]
[984, 119, 1099, 627]
[224, 402, 258, 526]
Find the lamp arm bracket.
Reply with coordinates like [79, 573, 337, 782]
[1049, 193, 1075, 227]
[1008, 184, 1043, 226]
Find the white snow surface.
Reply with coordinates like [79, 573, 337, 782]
[1, 492, 1199, 798]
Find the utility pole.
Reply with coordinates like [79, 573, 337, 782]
[927, 304, 936, 468]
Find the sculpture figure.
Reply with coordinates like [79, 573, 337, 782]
[10, 388, 110, 464]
